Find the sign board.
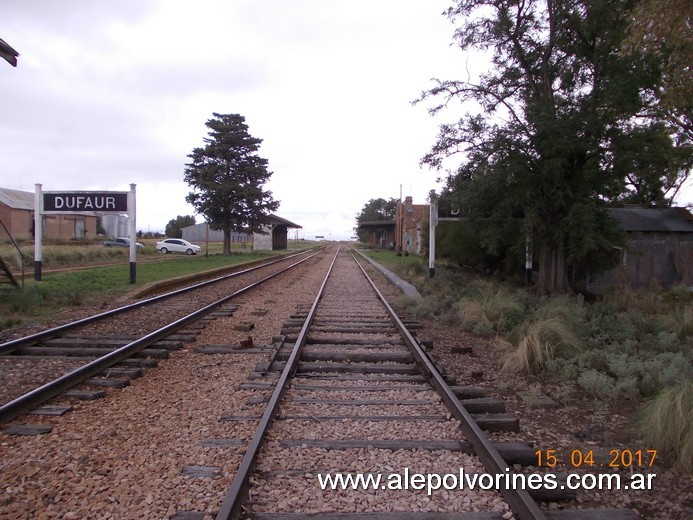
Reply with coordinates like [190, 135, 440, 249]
[34, 184, 137, 284]
[43, 191, 128, 212]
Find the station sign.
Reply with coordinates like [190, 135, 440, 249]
[43, 191, 129, 212]
[35, 185, 137, 284]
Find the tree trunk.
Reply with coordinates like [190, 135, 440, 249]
[537, 244, 571, 294]
[223, 229, 231, 255]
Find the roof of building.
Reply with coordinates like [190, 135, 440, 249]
[0, 38, 19, 67]
[267, 214, 302, 229]
[357, 220, 396, 229]
[608, 207, 693, 233]
[0, 187, 103, 217]
[181, 214, 302, 232]
[0, 187, 33, 211]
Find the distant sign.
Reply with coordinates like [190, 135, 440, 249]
[43, 191, 128, 212]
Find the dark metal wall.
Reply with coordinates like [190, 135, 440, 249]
[272, 225, 288, 250]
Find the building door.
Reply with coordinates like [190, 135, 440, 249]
[74, 218, 85, 239]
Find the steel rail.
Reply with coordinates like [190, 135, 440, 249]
[351, 249, 547, 520]
[0, 250, 324, 424]
[215, 246, 341, 520]
[0, 249, 318, 355]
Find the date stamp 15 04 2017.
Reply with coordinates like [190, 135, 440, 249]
[535, 448, 657, 469]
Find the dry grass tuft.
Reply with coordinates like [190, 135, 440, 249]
[660, 304, 693, 339]
[604, 287, 663, 315]
[502, 316, 584, 373]
[457, 280, 523, 335]
[637, 379, 693, 472]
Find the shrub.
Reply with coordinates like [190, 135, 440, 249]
[577, 369, 620, 403]
[457, 280, 524, 335]
[660, 304, 693, 339]
[503, 316, 584, 373]
[535, 294, 586, 323]
[60, 286, 84, 307]
[637, 380, 693, 472]
[1, 318, 22, 331]
[663, 284, 693, 305]
[5, 286, 44, 314]
[472, 320, 496, 338]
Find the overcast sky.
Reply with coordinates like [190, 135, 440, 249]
[1, 0, 471, 240]
[2, 1, 690, 241]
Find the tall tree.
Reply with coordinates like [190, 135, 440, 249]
[419, 0, 691, 293]
[184, 113, 279, 254]
[165, 215, 196, 238]
[354, 197, 398, 242]
[622, 0, 692, 131]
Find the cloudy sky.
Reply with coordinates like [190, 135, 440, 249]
[3, 1, 690, 241]
[1, 0, 473, 240]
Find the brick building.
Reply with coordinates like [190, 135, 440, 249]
[395, 196, 429, 254]
[0, 187, 98, 241]
[358, 196, 430, 253]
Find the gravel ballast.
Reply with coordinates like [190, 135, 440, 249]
[1, 248, 690, 519]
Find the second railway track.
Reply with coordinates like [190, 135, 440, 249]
[0, 248, 323, 424]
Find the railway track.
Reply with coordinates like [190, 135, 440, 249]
[0, 246, 649, 518]
[194, 247, 639, 520]
[0, 248, 323, 426]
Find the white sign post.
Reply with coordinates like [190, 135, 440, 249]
[34, 184, 43, 281]
[34, 184, 137, 283]
[127, 184, 137, 284]
[429, 190, 438, 278]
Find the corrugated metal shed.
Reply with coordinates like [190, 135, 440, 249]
[609, 207, 693, 233]
[181, 223, 248, 242]
[586, 207, 693, 292]
[0, 187, 33, 211]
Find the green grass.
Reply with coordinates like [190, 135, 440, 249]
[0, 251, 279, 328]
[360, 250, 429, 289]
[360, 250, 426, 270]
[0, 239, 267, 271]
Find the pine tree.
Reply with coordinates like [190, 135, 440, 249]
[184, 113, 279, 254]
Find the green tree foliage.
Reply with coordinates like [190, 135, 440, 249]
[419, 0, 691, 293]
[164, 215, 196, 238]
[354, 197, 398, 243]
[184, 113, 279, 255]
[622, 0, 692, 131]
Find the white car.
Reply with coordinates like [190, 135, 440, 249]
[155, 238, 201, 255]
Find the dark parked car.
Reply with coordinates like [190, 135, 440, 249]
[103, 237, 144, 250]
